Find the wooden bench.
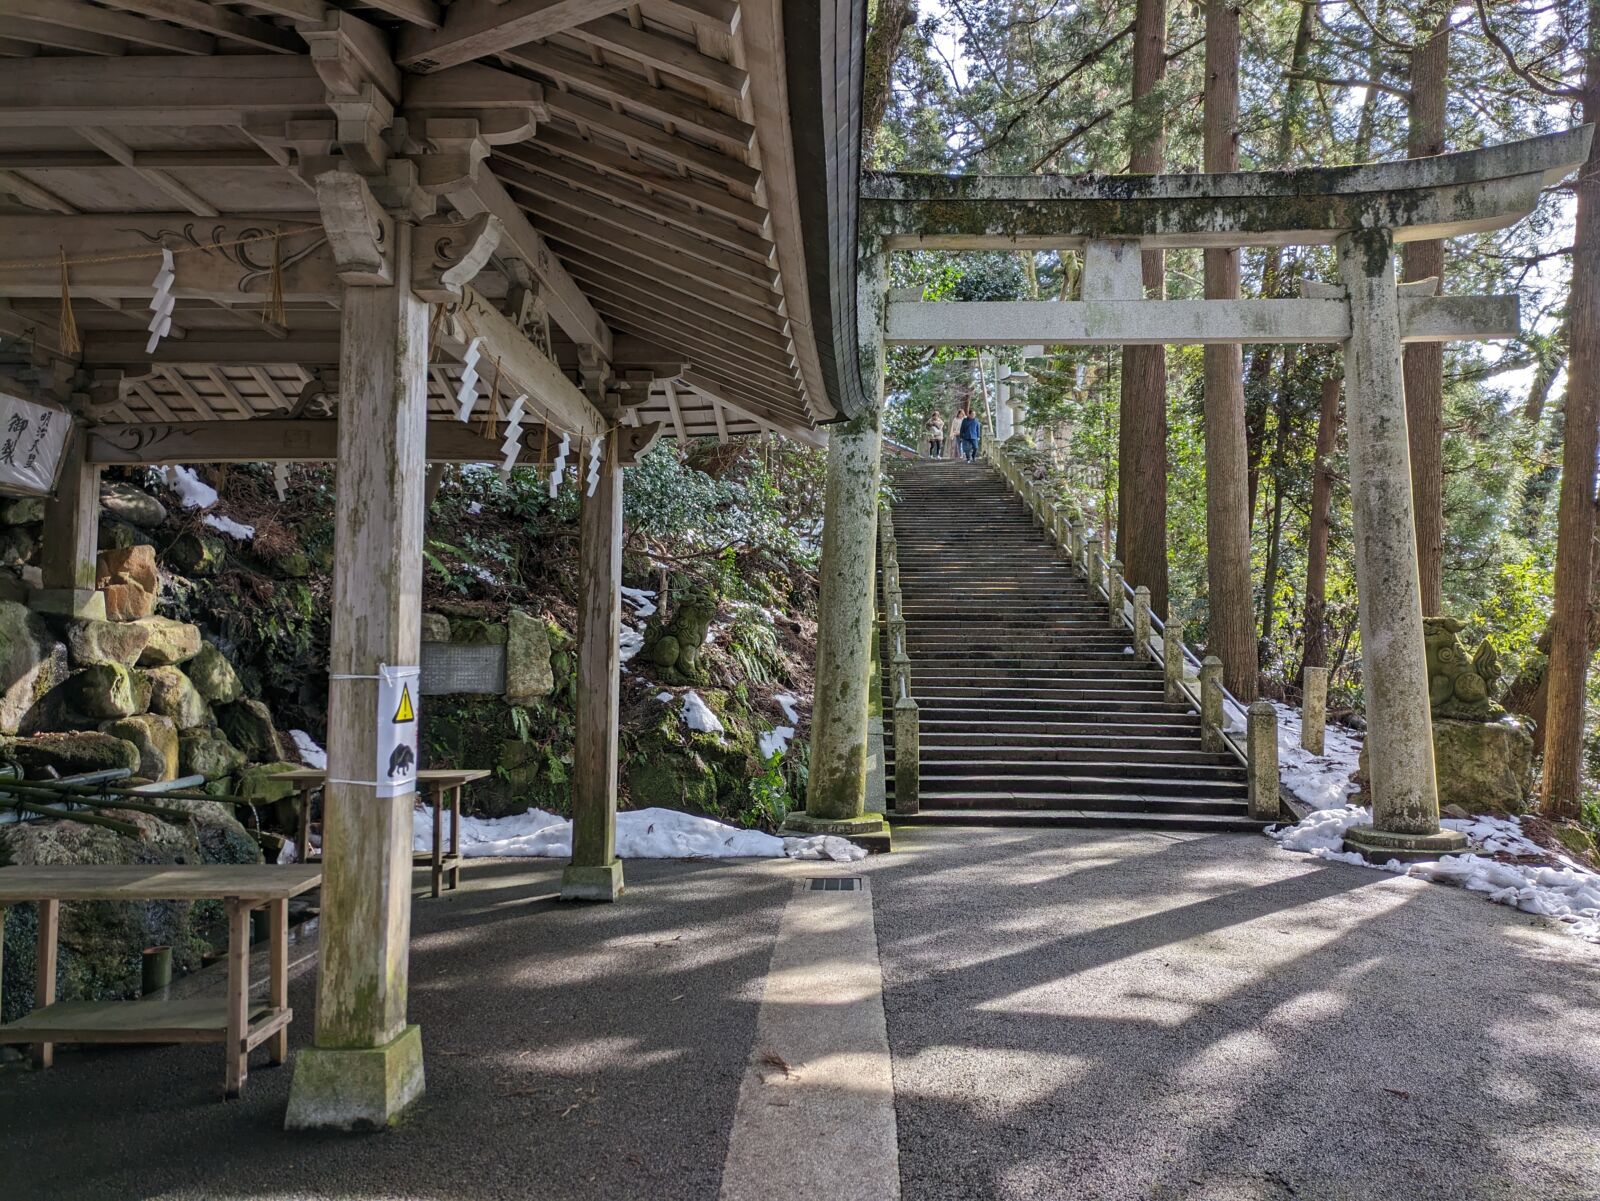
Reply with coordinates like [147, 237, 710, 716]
[281, 768, 491, 897]
[0, 864, 321, 1098]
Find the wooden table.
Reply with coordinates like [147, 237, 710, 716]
[0, 864, 321, 1098]
[281, 768, 491, 897]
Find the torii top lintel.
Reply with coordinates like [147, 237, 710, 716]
[861, 127, 1592, 252]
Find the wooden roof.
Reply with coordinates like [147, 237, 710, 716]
[0, 0, 870, 449]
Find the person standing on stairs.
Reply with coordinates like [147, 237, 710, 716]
[957, 408, 982, 463]
[925, 412, 945, 459]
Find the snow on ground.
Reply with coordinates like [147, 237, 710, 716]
[289, 729, 326, 769]
[775, 692, 801, 724]
[160, 464, 255, 542]
[413, 804, 865, 862]
[681, 690, 724, 737]
[619, 625, 643, 664]
[620, 586, 657, 617]
[1269, 707, 1600, 943]
[202, 513, 255, 540]
[1274, 700, 1362, 811]
[759, 726, 795, 759]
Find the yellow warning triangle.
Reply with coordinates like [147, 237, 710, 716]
[393, 682, 416, 723]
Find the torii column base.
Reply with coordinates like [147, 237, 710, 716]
[560, 860, 624, 902]
[285, 1025, 424, 1132]
[779, 812, 892, 854]
[1342, 825, 1466, 864]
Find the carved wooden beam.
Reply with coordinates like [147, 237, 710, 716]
[86, 418, 551, 464]
[411, 214, 502, 303]
[314, 170, 393, 285]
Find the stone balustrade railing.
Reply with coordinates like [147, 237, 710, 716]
[878, 507, 920, 816]
[983, 441, 1282, 823]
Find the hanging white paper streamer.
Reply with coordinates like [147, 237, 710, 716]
[455, 336, 483, 422]
[498, 394, 527, 478]
[548, 432, 570, 498]
[585, 432, 604, 497]
[145, 248, 175, 355]
[272, 461, 290, 501]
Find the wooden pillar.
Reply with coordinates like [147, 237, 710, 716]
[563, 426, 624, 901]
[286, 220, 427, 1131]
[1336, 229, 1464, 862]
[36, 423, 103, 619]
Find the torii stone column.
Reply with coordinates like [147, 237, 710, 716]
[1336, 229, 1466, 862]
[782, 242, 891, 848]
[287, 177, 428, 1131]
[995, 363, 1013, 441]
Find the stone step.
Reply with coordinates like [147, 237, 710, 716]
[893, 808, 1266, 833]
[910, 772, 1247, 798]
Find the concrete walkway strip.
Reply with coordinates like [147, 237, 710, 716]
[719, 875, 899, 1201]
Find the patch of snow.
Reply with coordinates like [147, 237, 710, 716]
[619, 625, 644, 664]
[161, 464, 218, 510]
[782, 835, 868, 863]
[681, 690, 724, 737]
[620, 586, 657, 617]
[1275, 700, 1363, 811]
[1268, 805, 1600, 943]
[759, 725, 795, 759]
[654, 691, 673, 703]
[289, 729, 327, 769]
[467, 501, 482, 514]
[202, 513, 255, 541]
[276, 838, 298, 865]
[415, 805, 787, 860]
[472, 566, 498, 584]
[1122, 646, 1134, 655]
[774, 692, 801, 724]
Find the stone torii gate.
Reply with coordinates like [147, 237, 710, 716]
[791, 127, 1590, 864]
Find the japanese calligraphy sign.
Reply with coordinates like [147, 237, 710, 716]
[0, 393, 69, 498]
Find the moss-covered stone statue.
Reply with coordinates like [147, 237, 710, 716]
[642, 589, 717, 683]
[1424, 616, 1502, 720]
[1416, 616, 1532, 814]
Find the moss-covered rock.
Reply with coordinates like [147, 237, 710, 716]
[0, 600, 69, 735]
[448, 617, 507, 645]
[0, 526, 37, 568]
[168, 532, 227, 577]
[423, 694, 570, 818]
[64, 662, 138, 720]
[101, 714, 179, 781]
[63, 617, 151, 668]
[505, 608, 554, 703]
[179, 728, 246, 780]
[237, 760, 305, 833]
[1433, 717, 1534, 815]
[421, 612, 452, 642]
[144, 665, 212, 730]
[216, 698, 284, 762]
[0, 497, 43, 525]
[99, 482, 167, 529]
[274, 552, 310, 579]
[187, 642, 242, 705]
[134, 617, 202, 667]
[7, 730, 140, 777]
[623, 691, 764, 821]
[98, 518, 152, 552]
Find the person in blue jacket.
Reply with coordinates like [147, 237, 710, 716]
[957, 408, 982, 462]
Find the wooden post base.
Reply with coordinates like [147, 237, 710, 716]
[284, 1024, 425, 1132]
[559, 860, 624, 902]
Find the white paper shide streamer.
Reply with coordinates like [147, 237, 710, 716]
[585, 432, 605, 497]
[499, 394, 526, 479]
[548, 432, 570, 498]
[272, 461, 290, 501]
[146, 248, 175, 355]
[455, 336, 483, 422]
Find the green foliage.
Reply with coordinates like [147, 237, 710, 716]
[742, 751, 792, 829]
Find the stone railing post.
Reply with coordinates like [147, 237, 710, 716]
[1106, 559, 1124, 628]
[893, 693, 920, 815]
[1301, 666, 1328, 755]
[1133, 586, 1151, 659]
[1164, 617, 1187, 703]
[888, 614, 907, 662]
[1085, 532, 1102, 595]
[1067, 520, 1082, 566]
[1247, 699, 1280, 821]
[1200, 656, 1224, 752]
[891, 649, 912, 701]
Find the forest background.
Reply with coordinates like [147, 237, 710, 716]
[863, 0, 1600, 820]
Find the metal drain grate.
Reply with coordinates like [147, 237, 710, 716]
[807, 877, 864, 892]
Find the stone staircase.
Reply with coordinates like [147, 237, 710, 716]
[882, 460, 1263, 832]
